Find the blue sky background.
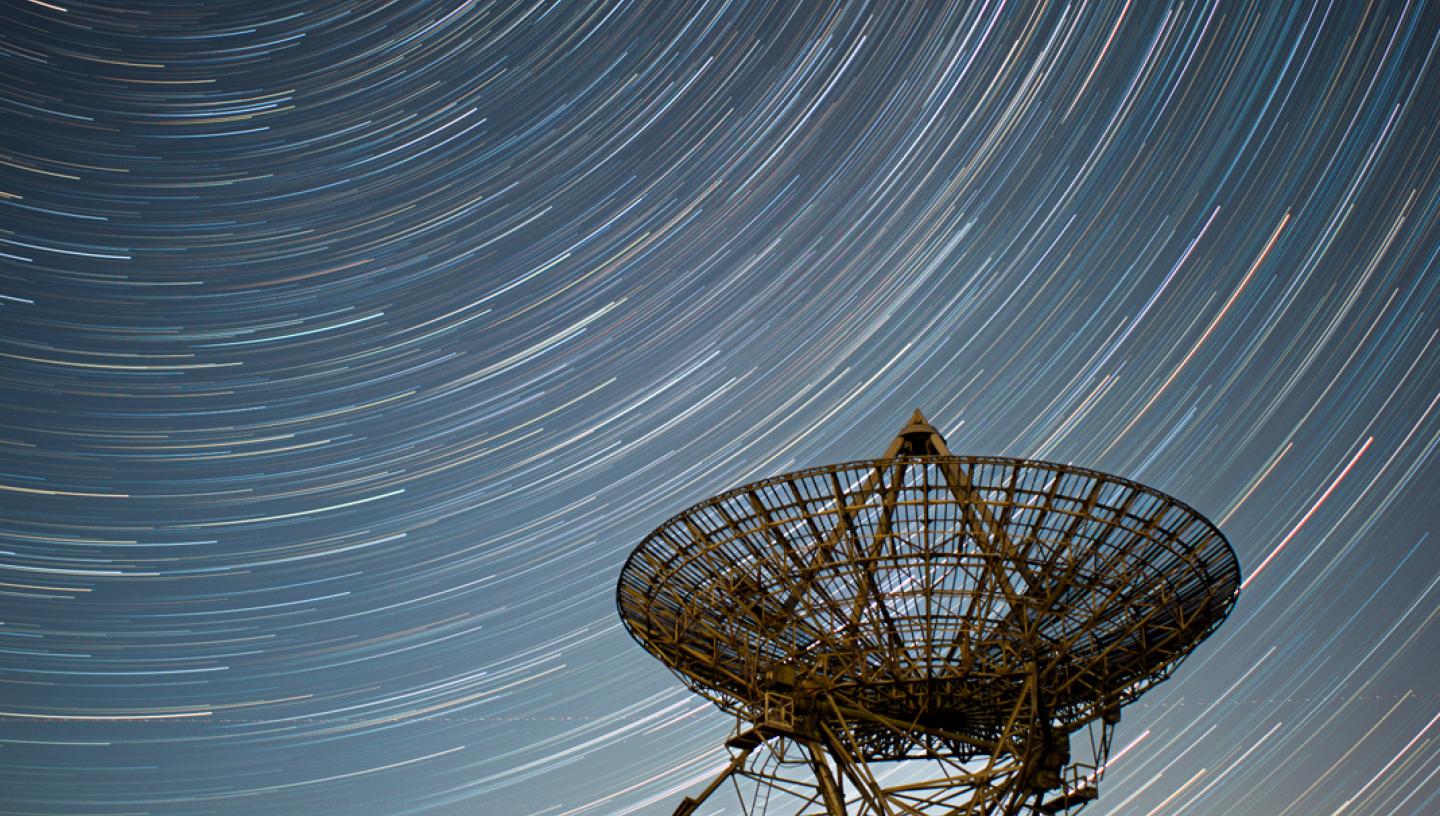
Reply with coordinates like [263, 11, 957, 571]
[1, 1, 1438, 813]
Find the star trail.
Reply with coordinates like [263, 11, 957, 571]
[1, 1, 1438, 814]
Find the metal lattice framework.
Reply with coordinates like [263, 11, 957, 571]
[617, 411, 1241, 815]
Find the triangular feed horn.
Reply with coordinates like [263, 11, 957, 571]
[882, 408, 954, 458]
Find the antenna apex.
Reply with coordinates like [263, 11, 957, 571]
[886, 409, 952, 457]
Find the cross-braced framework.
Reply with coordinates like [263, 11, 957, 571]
[617, 411, 1241, 815]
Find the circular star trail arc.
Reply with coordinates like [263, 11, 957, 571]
[1, 1, 1439, 814]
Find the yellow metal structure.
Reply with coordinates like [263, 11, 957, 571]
[618, 411, 1240, 815]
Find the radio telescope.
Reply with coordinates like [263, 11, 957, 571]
[617, 411, 1240, 815]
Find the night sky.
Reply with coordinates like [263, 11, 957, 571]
[1, 1, 1438, 814]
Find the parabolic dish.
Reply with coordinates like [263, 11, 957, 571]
[618, 454, 1240, 752]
